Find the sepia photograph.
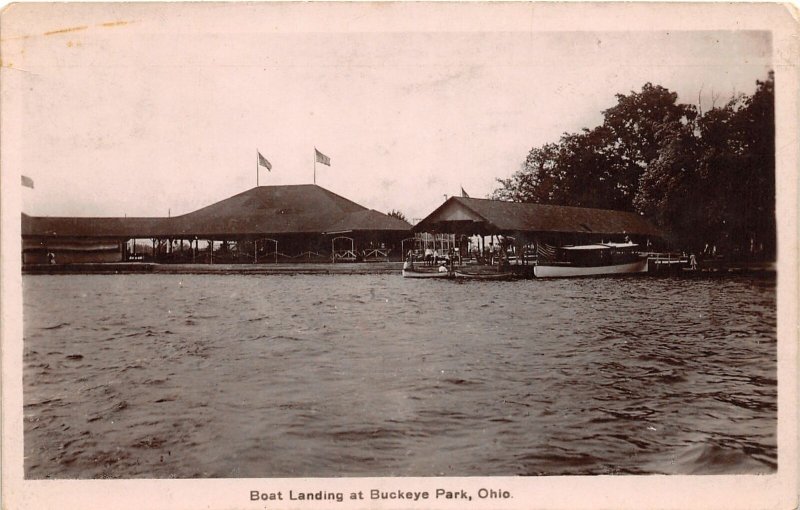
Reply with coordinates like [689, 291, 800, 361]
[1, 2, 797, 509]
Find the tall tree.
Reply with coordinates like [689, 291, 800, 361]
[634, 117, 705, 248]
[387, 209, 409, 223]
[494, 83, 696, 212]
[493, 74, 774, 258]
[701, 72, 775, 257]
[601, 83, 697, 206]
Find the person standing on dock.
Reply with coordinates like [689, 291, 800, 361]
[690, 253, 697, 270]
[404, 250, 414, 270]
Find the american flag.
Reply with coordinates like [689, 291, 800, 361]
[536, 242, 557, 262]
[257, 151, 272, 171]
[315, 148, 331, 166]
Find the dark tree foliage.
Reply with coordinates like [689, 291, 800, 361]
[387, 209, 409, 223]
[493, 73, 775, 258]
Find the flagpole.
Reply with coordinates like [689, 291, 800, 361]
[256, 150, 259, 187]
[313, 149, 316, 185]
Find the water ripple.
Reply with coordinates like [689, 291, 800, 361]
[22, 273, 776, 478]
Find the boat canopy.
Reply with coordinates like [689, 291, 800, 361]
[562, 242, 639, 251]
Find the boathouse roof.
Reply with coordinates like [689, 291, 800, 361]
[22, 185, 411, 239]
[166, 185, 409, 237]
[21, 214, 169, 238]
[413, 197, 663, 238]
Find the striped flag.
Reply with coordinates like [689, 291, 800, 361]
[536, 242, 557, 262]
[257, 151, 272, 171]
[21, 175, 34, 188]
[315, 148, 331, 166]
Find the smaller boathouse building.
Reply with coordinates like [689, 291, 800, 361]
[412, 196, 664, 260]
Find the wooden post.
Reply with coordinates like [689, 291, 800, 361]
[209, 239, 213, 265]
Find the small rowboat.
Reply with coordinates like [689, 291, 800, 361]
[453, 270, 515, 281]
[402, 266, 514, 280]
[401, 268, 453, 279]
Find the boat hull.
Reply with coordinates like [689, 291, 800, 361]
[453, 271, 515, 281]
[402, 269, 452, 279]
[533, 258, 648, 278]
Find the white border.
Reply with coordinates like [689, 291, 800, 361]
[2, 3, 797, 509]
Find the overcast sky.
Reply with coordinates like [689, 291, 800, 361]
[3, 3, 773, 222]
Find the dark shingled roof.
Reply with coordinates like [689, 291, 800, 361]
[22, 213, 169, 238]
[413, 197, 663, 238]
[22, 185, 411, 238]
[324, 209, 411, 234]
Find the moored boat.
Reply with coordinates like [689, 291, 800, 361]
[453, 270, 515, 281]
[533, 242, 648, 278]
[401, 264, 453, 278]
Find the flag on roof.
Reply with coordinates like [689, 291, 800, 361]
[461, 187, 469, 198]
[257, 151, 272, 171]
[315, 148, 331, 166]
[21, 175, 34, 189]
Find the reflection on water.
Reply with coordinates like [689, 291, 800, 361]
[23, 273, 776, 478]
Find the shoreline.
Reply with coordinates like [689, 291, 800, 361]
[22, 262, 406, 276]
[21, 260, 776, 276]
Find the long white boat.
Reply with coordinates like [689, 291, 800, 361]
[533, 242, 648, 278]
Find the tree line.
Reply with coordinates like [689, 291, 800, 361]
[492, 72, 775, 259]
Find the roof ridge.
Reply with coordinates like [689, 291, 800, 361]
[312, 185, 368, 212]
[23, 214, 167, 220]
[456, 196, 642, 215]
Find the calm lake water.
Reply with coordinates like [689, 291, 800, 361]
[23, 273, 777, 478]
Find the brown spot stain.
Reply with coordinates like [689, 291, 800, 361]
[101, 21, 130, 28]
[1, 20, 132, 43]
[44, 26, 88, 36]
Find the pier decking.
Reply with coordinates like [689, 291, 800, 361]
[23, 262, 406, 275]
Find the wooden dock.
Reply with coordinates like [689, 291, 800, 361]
[23, 262, 405, 275]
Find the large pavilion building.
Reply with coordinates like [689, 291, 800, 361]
[22, 185, 412, 265]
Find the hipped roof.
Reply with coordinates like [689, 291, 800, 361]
[413, 197, 663, 238]
[22, 185, 411, 238]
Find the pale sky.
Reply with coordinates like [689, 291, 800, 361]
[3, 3, 774, 223]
